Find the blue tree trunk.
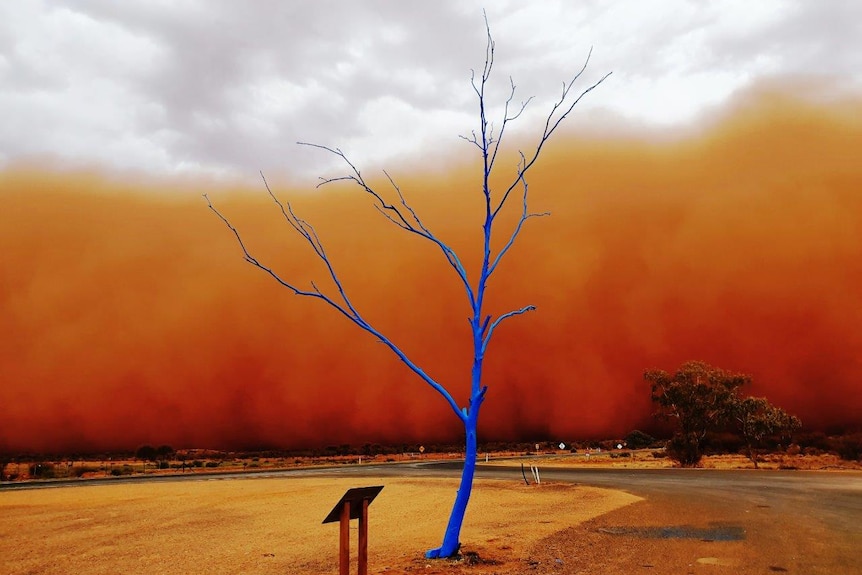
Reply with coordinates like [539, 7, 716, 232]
[426, 392, 483, 558]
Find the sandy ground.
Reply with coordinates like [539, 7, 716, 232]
[0, 476, 639, 575]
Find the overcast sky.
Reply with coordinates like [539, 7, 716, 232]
[1, 0, 860, 184]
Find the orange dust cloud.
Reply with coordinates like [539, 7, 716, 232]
[1, 85, 861, 454]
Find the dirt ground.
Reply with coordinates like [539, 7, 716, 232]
[1, 476, 639, 575]
[2, 452, 858, 574]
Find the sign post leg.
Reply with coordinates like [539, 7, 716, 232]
[358, 498, 369, 575]
[323, 486, 383, 575]
[340, 501, 350, 575]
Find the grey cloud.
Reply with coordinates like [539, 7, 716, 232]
[59, 0, 485, 180]
[661, 1, 862, 79]
[737, 0, 862, 77]
[1, 1, 860, 183]
[0, 1, 613, 181]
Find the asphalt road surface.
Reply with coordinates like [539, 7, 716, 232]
[295, 460, 862, 573]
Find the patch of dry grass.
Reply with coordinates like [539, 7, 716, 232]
[0, 476, 638, 574]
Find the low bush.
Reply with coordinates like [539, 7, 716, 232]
[834, 434, 862, 461]
[110, 465, 134, 477]
[796, 431, 831, 452]
[69, 466, 99, 478]
[703, 432, 744, 455]
[624, 430, 657, 450]
[29, 462, 56, 479]
[666, 434, 703, 467]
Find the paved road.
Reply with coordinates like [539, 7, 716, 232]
[310, 461, 862, 537]
[286, 460, 862, 571]
[7, 461, 861, 536]
[489, 464, 862, 536]
[353, 461, 862, 572]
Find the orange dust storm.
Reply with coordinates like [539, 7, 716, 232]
[1, 84, 861, 454]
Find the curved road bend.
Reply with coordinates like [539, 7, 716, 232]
[305, 461, 862, 572]
[324, 462, 862, 534]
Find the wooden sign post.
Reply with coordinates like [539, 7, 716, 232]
[323, 486, 384, 575]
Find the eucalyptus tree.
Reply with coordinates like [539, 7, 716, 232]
[206, 20, 608, 559]
[732, 396, 801, 468]
[645, 361, 749, 467]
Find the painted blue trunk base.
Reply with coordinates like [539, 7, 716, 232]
[426, 390, 484, 558]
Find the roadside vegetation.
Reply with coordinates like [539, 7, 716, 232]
[646, 360, 804, 467]
[3, 430, 861, 482]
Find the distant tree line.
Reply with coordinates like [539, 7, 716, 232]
[134, 444, 175, 461]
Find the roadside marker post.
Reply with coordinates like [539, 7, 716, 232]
[323, 486, 384, 575]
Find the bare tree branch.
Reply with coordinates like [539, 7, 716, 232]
[298, 142, 478, 311]
[487, 153, 550, 278]
[481, 305, 537, 355]
[492, 52, 612, 221]
[487, 77, 533, 175]
[204, 191, 466, 423]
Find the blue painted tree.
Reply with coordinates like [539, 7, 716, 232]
[206, 20, 608, 559]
